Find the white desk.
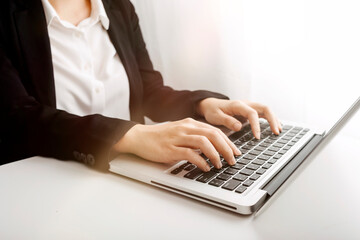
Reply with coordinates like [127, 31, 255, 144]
[1, 129, 360, 239]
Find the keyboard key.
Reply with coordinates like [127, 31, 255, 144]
[170, 162, 190, 174]
[243, 154, 256, 160]
[279, 149, 287, 154]
[238, 159, 250, 165]
[252, 159, 265, 165]
[221, 161, 229, 168]
[263, 163, 272, 169]
[258, 154, 270, 161]
[234, 141, 243, 147]
[278, 139, 288, 144]
[184, 164, 196, 171]
[235, 155, 242, 161]
[243, 134, 253, 141]
[233, 173, 247, 181]
[269, 147, 280, 152]
[217, 173, 232, 181]
[256, 168, 267, 175]
[263, 151, 275, 156]
[240, 169, 254, 176]
[235, 185, 247, 194]
[283, 145, 291, 150]
[230, 163, 245, 170]
[242, 145, 252, 150]
[222, 179, 242, 191]
[262, 131, 272, 138]
[224, 168, 238, 175]
[273, 143, 285, 148]
[260, 142, 270, 148]
[255, 146, 266, 152]
[196, 170, 218, 183]
[243, 179, 254, 187]
[170, 167, 183, 175]
[269, 135, 280, 140]
[265, 139, 275, 144]
[209, 178, 224, 187]
[268, 158, 277, 164]
[250, 174, 261, 180]
[273, 154, 282, 159]
[184, 168, 203, 179]
[211, 167, 223, 173]
[246, 164, 260, 170]
[249, 150, 262, 156]
[247, 141, 257, 146]
[182, 162, 191, 169]
[239, 148, 248, 154]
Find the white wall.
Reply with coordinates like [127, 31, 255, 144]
[131, 0, 360, 139]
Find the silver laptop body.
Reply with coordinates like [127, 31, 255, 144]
[109, 96, 360, 215]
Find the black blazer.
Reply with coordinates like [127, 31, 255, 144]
[0, 0, 227, 170]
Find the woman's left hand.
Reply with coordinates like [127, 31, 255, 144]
[196, 98, 282, 139]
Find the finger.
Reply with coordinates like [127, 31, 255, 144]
[242, 107, 261, 139]
[277, 119, 283, 132]
[184, 120, 241, 157]
[177, 135, 223, 169]
[176, 147, 210, 172]
[216, 111, 243, 132]
[248, 103, 280, 135]
[186, 128, 237, 166]
[222, 101, 261, 139]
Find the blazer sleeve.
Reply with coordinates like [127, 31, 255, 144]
[0, 44, 137, 170]
[123, 0, 229, 122]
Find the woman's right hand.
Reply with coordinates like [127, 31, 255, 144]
[112, 118, 241, 172]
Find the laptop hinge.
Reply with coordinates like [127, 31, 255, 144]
[262, 134, 323, 196]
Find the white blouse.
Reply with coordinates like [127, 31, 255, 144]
[41, 0, 131, 120]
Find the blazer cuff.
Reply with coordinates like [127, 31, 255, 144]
[85, 119, 138, 172]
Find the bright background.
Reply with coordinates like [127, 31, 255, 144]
[131, 0, 360, 139]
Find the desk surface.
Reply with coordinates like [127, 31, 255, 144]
[1, 130, 360, 239]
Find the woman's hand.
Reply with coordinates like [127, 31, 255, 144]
[197, 98, 282, 139]
[113, 118, 241, 172]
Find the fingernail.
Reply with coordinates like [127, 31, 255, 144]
[231, 157, 236, 165]
[217, 162, 223, 169]
[235, 148, 241, 156]
[205, 165, 211, 172]
[256, 131, 261, 139]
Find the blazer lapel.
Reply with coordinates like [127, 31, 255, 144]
[14, 0, 56, 107]
[102, 0, 144, 122]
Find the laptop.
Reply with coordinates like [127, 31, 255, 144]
[109, 95, 360, 215]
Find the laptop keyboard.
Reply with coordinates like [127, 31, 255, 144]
[170, 121, 309, 194]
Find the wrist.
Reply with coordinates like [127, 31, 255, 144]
[196, 97, 212, 116]
[196, 97, 219, 117]
[112, 124, 142, 154]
